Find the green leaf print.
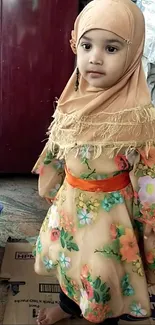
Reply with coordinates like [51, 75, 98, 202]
[66, 242, 79, 252]
[133, 203, 141, 218]
[148, 261, 155, 270]
[93, 282, 111, 304]
[61, 228, 65, 237]
[60, 237, 65, 248]
[117, 225, 125, 237]
[121, 274, 135, 296]
[36, 236, 42, 254]
[32, 247, 36, 257]
[60, 228, 79, 252]
[93, 277, 101, 290]
[61, 272, 79, 299]
[66, 285, 74, 298]
[101, 287, 111, 304]
[44, 151, 54, 165]
[94, 290, 100, 303]
[95, 239, 121, 261]
[100, 283, 106, 292]
[80, 169, 96, 180]
[82, 158, 91, 170]
[91, 273, 111, 304]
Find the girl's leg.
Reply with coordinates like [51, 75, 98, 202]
[36, 288, 81, 325]
[59, 288, 82, 317]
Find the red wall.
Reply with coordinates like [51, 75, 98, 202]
[0, 0, 78, 173]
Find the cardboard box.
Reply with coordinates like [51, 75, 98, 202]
[1, 241, 155, 324]
[0, 242, 59, 325]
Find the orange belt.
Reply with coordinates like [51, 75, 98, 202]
[65, 169, 130, 192]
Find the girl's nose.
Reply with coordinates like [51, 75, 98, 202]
[89, 53, 103, 65]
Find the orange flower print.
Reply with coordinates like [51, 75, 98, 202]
[60, 211, 76, 233]
[87, 313, 99, 322]
[110, 224, 117, 240]
[120, 228, 139, 262]
[70, 279, 79, 291]
[139, 147, 155, 168]
[88, 303, 110, 322]
[146, 251, 154, 264]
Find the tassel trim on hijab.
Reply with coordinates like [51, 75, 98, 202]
[46, 103, 155, 160]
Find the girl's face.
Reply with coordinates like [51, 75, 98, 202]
[77, 29, 128, 89]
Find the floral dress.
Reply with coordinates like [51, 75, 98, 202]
[33, 144, 155, 323]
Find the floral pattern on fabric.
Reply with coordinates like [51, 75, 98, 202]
[76, 193, 100, 227]
[130, 302, 147, 317]
[95, 225, 144, 276]
[121, 274, 135, 296]
[133, 148, 155, 229]
[59, 211, 76, 234]
[138, 176, 155, 204]
[34, 145, 154, 322]
[59, 252, 71, 269]
[120, 184, 134, 200]
[79, 264, 112, 321]
[36, 236, 42, 254]
[114, 154, 129, 171]
[43, 256, 58, 271]
[34, 149, 65, 200]
[49, 184, 61, 199]
[101, 192, 124, 212]
[146, 250, 155, 270]
[60, 228, 79, 252]
[138, 147, 155, 169]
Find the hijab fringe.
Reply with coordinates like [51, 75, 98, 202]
[46, 103, 155, 160]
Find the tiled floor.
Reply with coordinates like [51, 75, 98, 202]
[0, 176, 48, 248]
[0, 176, 48, 324]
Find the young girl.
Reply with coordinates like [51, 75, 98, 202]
[33, 0, 155, 324]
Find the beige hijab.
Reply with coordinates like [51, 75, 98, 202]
[47, 0, 155, 159]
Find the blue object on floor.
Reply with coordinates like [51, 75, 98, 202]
[0, 203, 3, 213]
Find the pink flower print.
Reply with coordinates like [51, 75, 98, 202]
[138, 176, 155, 204]
[50, 229, 60, 241]
[114, 154, 129, 171]
[110, 224, 117, 240]
[146, 251, 154, 264]
[36, 164, 44, 175]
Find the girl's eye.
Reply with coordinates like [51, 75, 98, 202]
[81, 43, 92, 50]
[106, 46, 118, 53]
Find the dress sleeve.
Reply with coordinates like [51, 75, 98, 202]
[32, 145, 65, 200]
[129, 146, 155, 284]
